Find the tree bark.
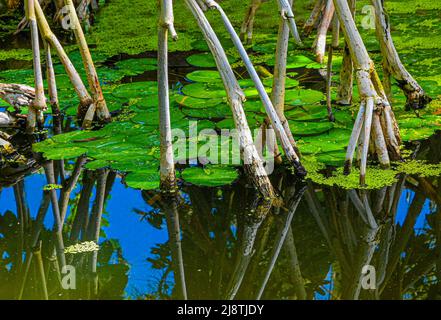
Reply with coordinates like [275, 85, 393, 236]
[312, 0, 334, 63]
[185, 0, 277, 199]
[34, 0, 95, 126]
[372, 0, 431, 111]
[204, 0, 305, 176]
[334, 0, 401, 184]
[158, 0, 177, 191]
[26, 0, 46, 132]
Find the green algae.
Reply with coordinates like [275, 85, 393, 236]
[0, 48, 33, 62]
[395, 160, 441, 178]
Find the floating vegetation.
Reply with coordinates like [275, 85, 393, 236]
[181, 165, 239, 187]
[43, 184, 62, 191]
[64, 241, 100, 254]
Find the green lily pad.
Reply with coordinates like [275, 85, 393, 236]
[43, 147, 88, 160]
[115, 58, 157, 75]
[186, 52, 236, 68]
[285, 89, 325, 106]
[175, 95, 223, 109]
[186, 70, 222, 83]
[181, 104, 231, 119]
[182, 165, 239, 187]
[112, 81, 158, 99]
[124, 169, 160, 190]
[291, 120, 334, 136]
[267, 54, 315, 69]
[182, 83, 226, 99]
[262, 77, 299, 88]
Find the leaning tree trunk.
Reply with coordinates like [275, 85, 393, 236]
[158, 0, 178, 191]
[333, 0, 401, 185]
[277, 0, 302, 45]
[303, 0, 325, 35]
[34, 0, 95, 125]
[240, 0, 265, 44]
[312, 0, 334, 63]
[203, 0, 305, 176]
[185, 0, 277, 199]
[336, 0, 355, 105]
[372, 0, 431, 110]
[63, 0, 111, 127]
[44, 41, 62, 134]
[26, 0, 46, 132]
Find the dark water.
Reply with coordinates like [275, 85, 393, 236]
[1, 154, 441, 299]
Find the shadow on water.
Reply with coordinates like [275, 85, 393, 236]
[1, 154, 441, 299]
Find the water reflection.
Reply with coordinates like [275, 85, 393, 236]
[0, 160, 440, 299]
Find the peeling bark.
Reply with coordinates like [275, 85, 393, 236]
[372, 0, 431, 111]
[334, 0, 401, 184]
[158, 0, 177, 192]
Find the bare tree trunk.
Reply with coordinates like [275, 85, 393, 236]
[255, 184, 306, 299]
[34, 0, 95, 126]
[163, 195, 188, 299]
[185, 0, 277, 199]
[277, 0, 302, 45]
[312, 0, 334, 63]
[43, 161, 66, 270]
[26, 0, 46, 132]
[326, 13, 339, 121]
[204, 0, 305, 176]
[44, 41, 63, 135]
[158, 0, 178, 191]
[0, 83, 35, 110]
[371, 0, 431, 111]
[271, 0, 300, 153]
[63, 0, 111, 127]
[333, 0, 401, 184]
[240, 0, 265, 44]
[336, 0, 355, 105]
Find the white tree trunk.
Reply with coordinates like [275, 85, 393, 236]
[312, 0, 334, 63]
[333, 0, 401, 184]
[158, 0, 177, 191]
[372, 0, 431, 110]
[304, 0, 325, 35]
[185, 0, 276, 199]
[34, 0, 94, 124]
[204, 0, 305, 176]
[240, 0, 264, 44]
[63, 0, 111, 127]
[336, 0, 355, 105]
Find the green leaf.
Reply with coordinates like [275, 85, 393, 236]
[285, 89, 325, 106]
[182, 165, 239, 187]
[175, 95, 223, 109]
[124, 169, 160, 190]
[290, 121, 334, 136]
[186, 70, 222, 83]
[186, 52, 236, 67]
